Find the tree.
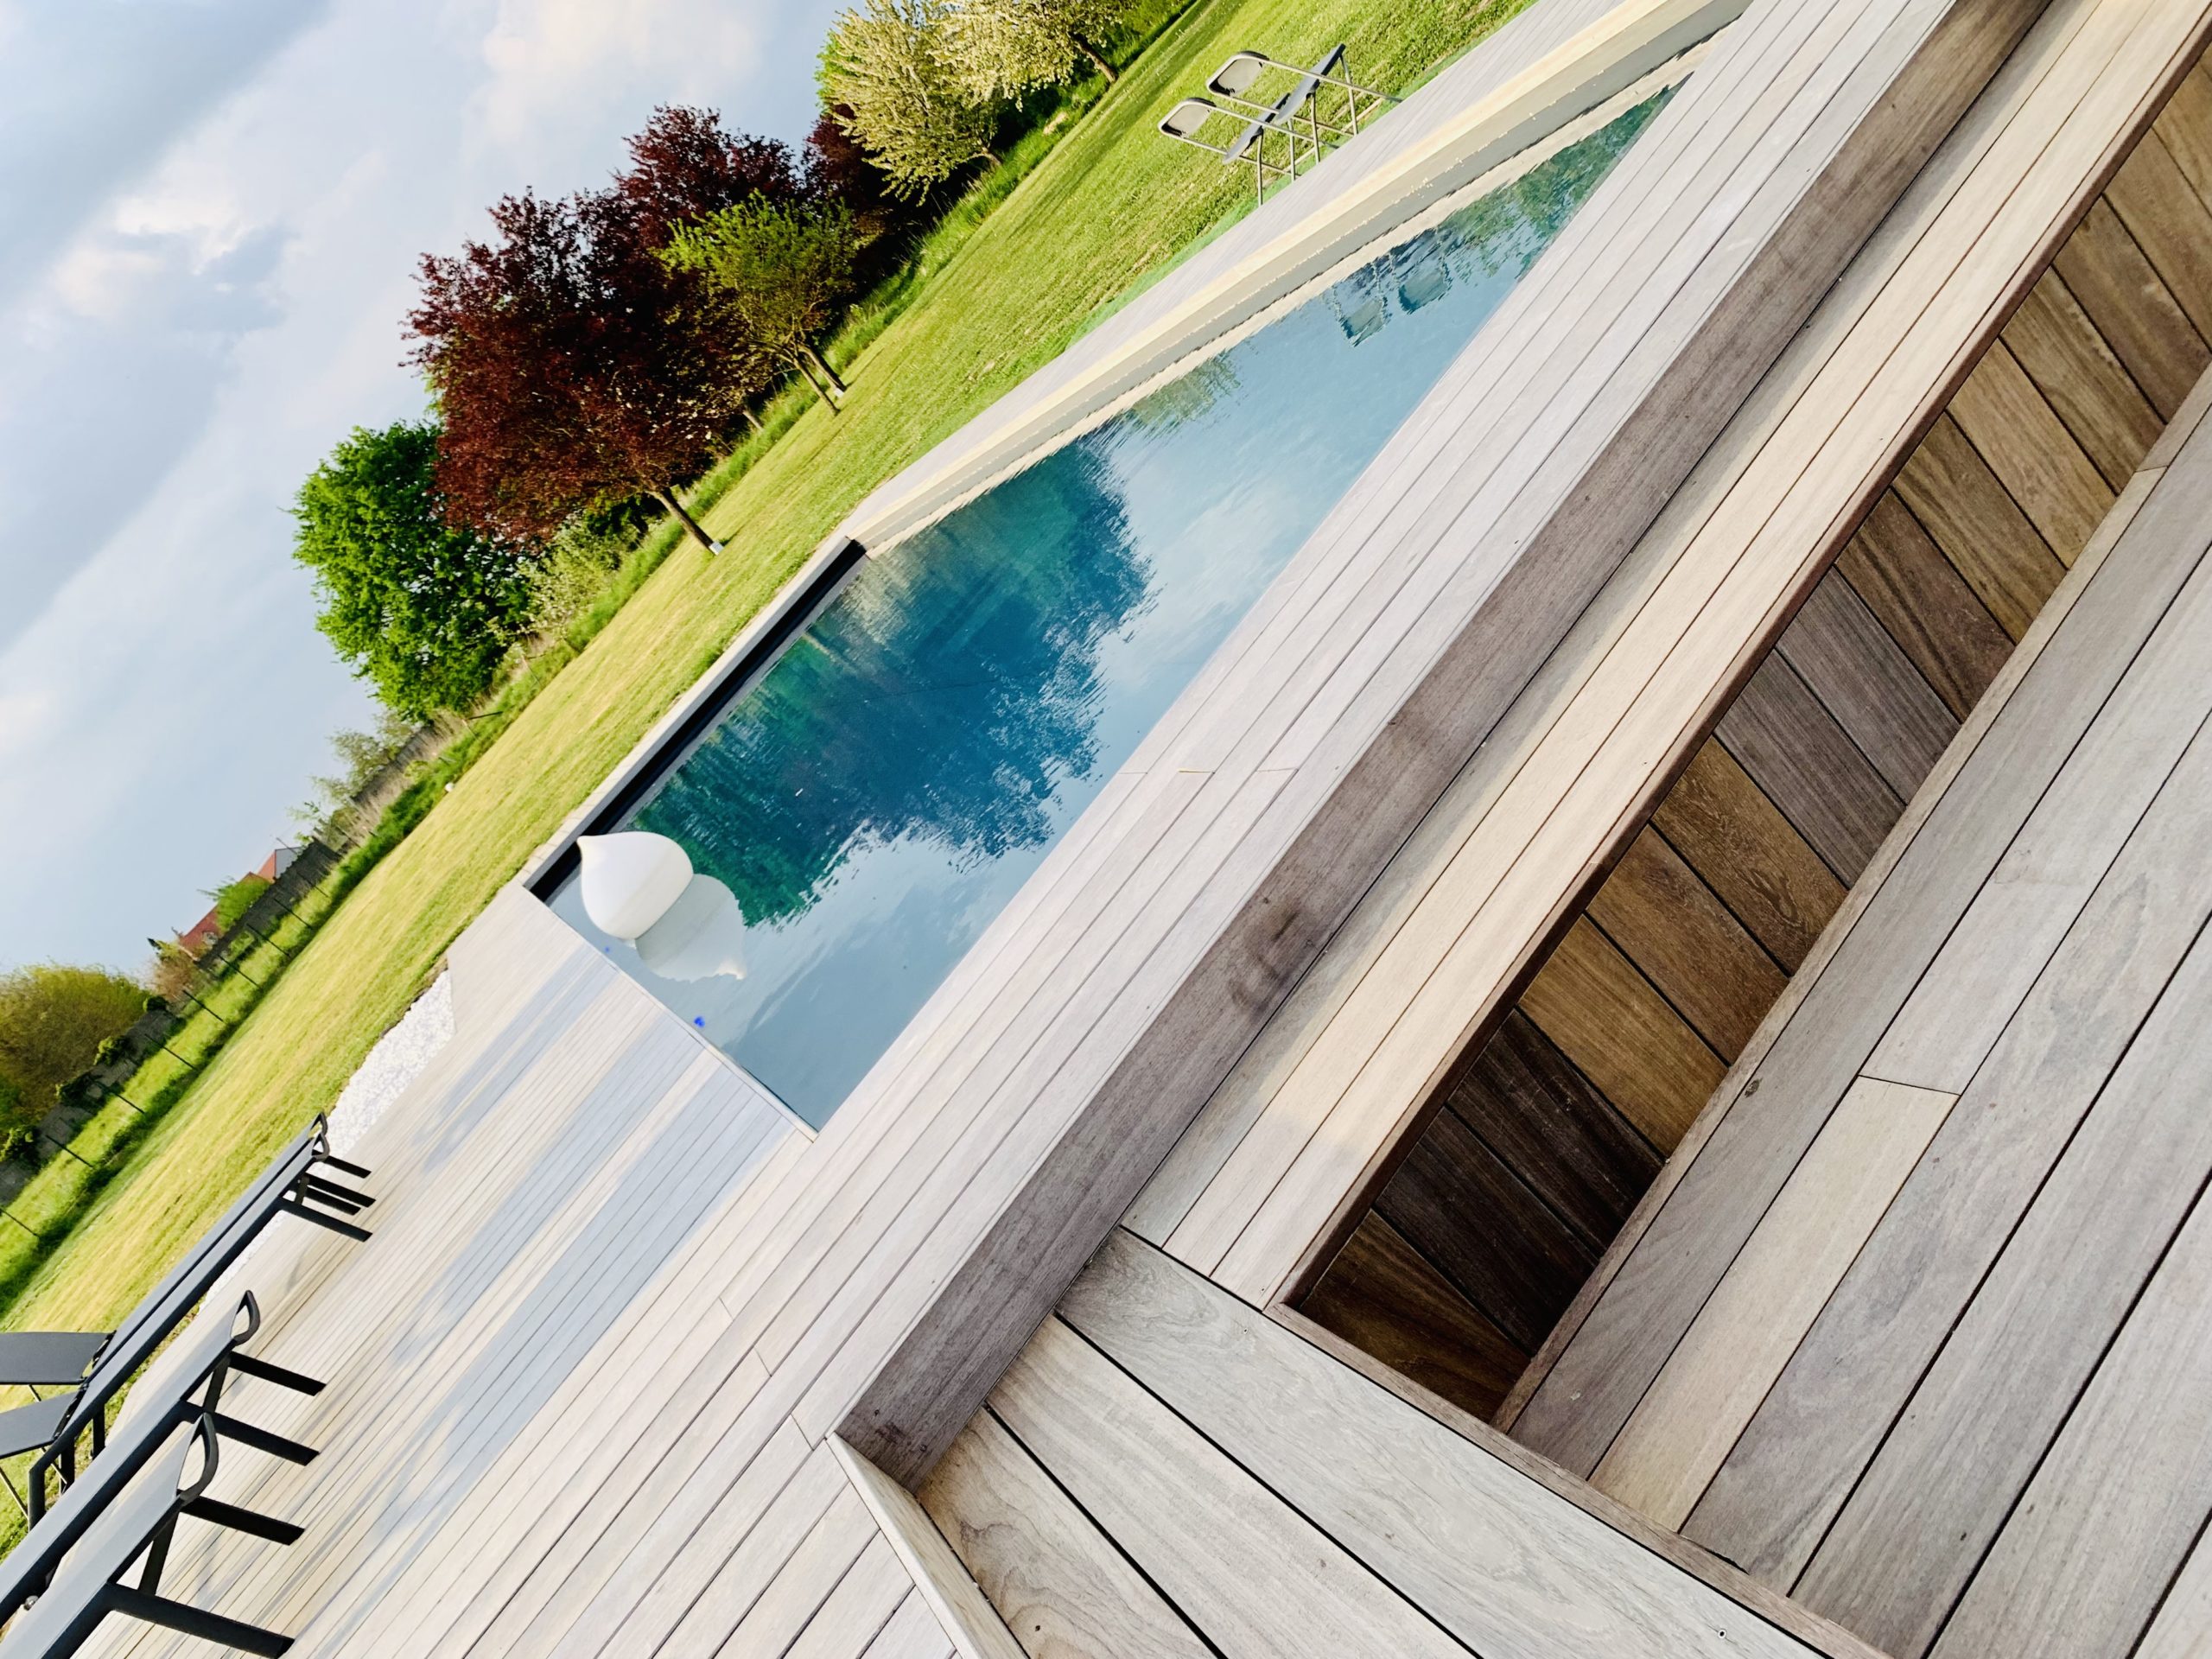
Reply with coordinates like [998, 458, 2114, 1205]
[821, 0, 998, 200]
[664, 200, 861, 410]
[617, 105, 805, 246]
[944, 0, 1128, 101]
[0, 964, 149, 1122]
[805, 105, 905, 239]
[294, 421, 536, 717]
[293, 709, 423, 837]
[208, 874, 273, 932]
[145, 941, 199, 1007]
[409, 188, 762, 554]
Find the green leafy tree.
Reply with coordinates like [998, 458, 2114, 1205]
[944, 0, 1128, 100]
[209, 874, 273, 931]
[294, 421, 535, 717]
[0, 964, 149, 1123]
[664, 200, 861, 409]
[821, 0, 997, 200]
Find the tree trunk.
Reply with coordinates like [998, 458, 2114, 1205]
[1076, 37, 1116, 80]
[804, 343, 848, 394]
[792, 353, 842, 412]
[741, 406, 763, 435]
[652, 486, 721, 554]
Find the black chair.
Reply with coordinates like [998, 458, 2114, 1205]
[21, 1291, 318, 1530]
[0, 1116, 366, 1500]
[0, 1415, 298, 1657]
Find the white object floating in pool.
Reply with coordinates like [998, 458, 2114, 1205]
[636, 874, 748, 982]
[578, 832, 693, 941]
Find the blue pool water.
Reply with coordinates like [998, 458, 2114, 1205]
[549, 98, 1664, 1128]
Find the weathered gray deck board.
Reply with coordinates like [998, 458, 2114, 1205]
[992, 1316, 1473, 1659]
[1928, 1181, 2212, 1659]
[1785, 878, 2212, 1655]
[918, 1409, 1213, 1659]
[1058, 1230, 1820, 1659]
[1672, 502, 2212, 1593]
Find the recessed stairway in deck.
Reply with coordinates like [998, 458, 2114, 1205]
[1290, 34, 2212, 1428]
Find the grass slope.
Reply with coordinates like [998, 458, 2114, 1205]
[2, 0, 1524, 1382]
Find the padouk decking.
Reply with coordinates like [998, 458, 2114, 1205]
[923, 1230, 1858, 1659]
[1293, 18, 2212, 1417]
[1515, 363, 2212, 1659]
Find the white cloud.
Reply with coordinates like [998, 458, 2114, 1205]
[0, 0, 849, 971]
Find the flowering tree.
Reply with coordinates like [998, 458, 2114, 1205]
[408, 188, 761, 553]
[944, 0, 1129, 101]
[820, 0, 997, 200]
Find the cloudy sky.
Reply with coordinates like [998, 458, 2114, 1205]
[0, 0, 844, 973]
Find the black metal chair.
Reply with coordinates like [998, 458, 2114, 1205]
[22, 1291, 318, 1528]
[0, 1116, 365, 1498]
[0, 1415, 298, 1657]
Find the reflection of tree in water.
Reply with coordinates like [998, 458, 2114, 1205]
[1127, 354, 1241, 435]
[638, 442, 1148, 924]
[1327, 92, 1671, 345]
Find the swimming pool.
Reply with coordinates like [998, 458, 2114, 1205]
[547, 95, 1666, 1128]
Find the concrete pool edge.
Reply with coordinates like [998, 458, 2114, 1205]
[838, 0, 1751, 554]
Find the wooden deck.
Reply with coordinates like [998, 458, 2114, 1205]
[1269, 22, 2212, 1420]
[1512, 350, 2212, 1659]
[53, 2, 2212, 1654]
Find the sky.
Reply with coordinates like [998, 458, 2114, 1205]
[0, 0, 846, 974]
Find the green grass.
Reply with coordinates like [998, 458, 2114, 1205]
[0, 0, 1529, 1535]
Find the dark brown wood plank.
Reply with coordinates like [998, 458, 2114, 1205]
[2054, 198, 2210, 422]
[1376, 1102, 1596, 1354]
[1948, 340, 2115, 562]
[1893, 413, 2068, 638]
[1651, 740, 1847, 972]
[1587, 827, 1789, 1060]
[1445, 1009, 1661, 1250]
[2000, 270, 2163, 488]
[1300, 1212, 1528, 1421]
[1717, 654, 1904, 884]
[1777, 569, 1960, 802]
[2107, 128, 2212, 343]
[1520, 918, 1727, 1154]
[1837, 494, 2015, 721]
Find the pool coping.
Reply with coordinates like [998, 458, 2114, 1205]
[838, 0, 1751, 554]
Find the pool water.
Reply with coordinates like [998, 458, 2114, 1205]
[550, 97, 1666, 1128]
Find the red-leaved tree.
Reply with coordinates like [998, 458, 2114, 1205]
[618, 105, 806, 245]
[409, 188, 760, 553]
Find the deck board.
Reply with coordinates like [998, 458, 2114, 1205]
[1516, 397, 2212, 1478]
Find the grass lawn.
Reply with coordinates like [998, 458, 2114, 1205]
[0, 0, 1529, 1521]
